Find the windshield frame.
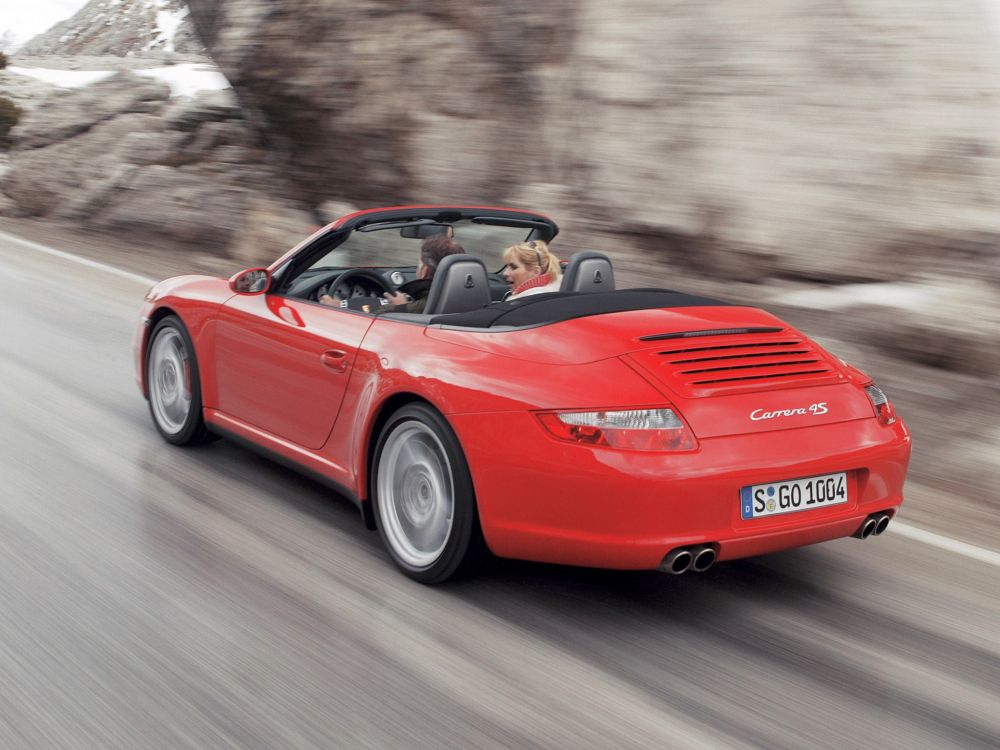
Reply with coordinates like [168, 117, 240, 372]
[271, 206, 558, 293]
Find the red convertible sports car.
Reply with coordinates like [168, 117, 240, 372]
[134, 205, 911, 583]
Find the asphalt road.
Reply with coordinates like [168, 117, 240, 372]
[0, 231, 998, 750]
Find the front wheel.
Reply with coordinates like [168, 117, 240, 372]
[372, 404, 491, 583]
[146, 315, 214, 446]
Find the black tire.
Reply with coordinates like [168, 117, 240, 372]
[145, 315, 215, 446]
[371, 403, 491, 584]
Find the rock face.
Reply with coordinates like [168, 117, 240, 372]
[3, 1, 1000, 384]
[20, 0, 203, 57]
[185, 0, 1000, 288]
[0, 67, 311, 259]
[12, 71, 169, 149]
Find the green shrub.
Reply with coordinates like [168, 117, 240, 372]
[0, 96, 22, 149]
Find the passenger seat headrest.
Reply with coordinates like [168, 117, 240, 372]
[560, 251, 615, 293]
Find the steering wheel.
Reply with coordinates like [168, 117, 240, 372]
[317, 269, 394, 302]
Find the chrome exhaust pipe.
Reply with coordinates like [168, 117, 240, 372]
[853, 516, 877, 539]
[660, 548, 694, 575]
[872, 513, 891, 536]
[691, 545, 717, 573]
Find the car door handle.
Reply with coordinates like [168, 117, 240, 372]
[320, 349, 349, 373]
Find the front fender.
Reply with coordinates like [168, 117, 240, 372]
[133, 276, 234, 401]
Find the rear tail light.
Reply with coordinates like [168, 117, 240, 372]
[537, 408, 698, 451]
[864, 384, 897, 425]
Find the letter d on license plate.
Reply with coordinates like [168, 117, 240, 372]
[740, 472, 848, 520]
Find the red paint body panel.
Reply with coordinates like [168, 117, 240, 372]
[424, 305, 789, 365]
[309, 318, 668, 499]
[133, 275, 233, 395]
[213, 294, 373, 449]
[450, 411, 908, 569]
[135, 205, 912, 573]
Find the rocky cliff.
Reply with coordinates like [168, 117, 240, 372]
[20, 0, 202, 57]
[3, 0, 1000, 378]
[184, 0, 1000, 289]
[0, 62, 313, 269]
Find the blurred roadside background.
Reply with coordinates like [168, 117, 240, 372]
[1, 1, 998, 541]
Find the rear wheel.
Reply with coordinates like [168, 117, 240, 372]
[146, 315, 214, 446]
[372, 403, 490, 583]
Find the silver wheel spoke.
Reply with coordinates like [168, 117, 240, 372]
[377, 421, 455, 569]
[149, 328, 192, 435]
[396, 440, 421, 470]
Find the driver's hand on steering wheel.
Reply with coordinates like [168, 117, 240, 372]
[383, 291, 410, 306]
[319, 294, 338, 306]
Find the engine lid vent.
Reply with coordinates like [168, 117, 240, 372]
[627, 331, 842, 397]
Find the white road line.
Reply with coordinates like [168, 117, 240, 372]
[2, 230, 999, 569]
[0, 229, 157, 286]
[890, 522, 1000, 568]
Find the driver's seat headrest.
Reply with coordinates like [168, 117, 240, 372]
[422, 255, 491, 315]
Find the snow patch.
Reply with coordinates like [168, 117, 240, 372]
[135, 63, 231, 98]
[7, 66, 116, 88]
[153, 5, 188, 53]
[7, 63, 231, 99]
[779, 282, 935, 312]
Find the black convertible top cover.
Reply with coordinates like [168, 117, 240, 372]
[429, 289, 732, 329]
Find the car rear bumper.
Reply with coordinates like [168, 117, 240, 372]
[451, 413, 911, 570]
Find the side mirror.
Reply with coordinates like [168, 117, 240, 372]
[229, 268, 271, 295]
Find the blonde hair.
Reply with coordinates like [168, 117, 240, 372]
[502, 240, 561, 280]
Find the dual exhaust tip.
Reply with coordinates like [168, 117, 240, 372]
[660, 544, 717, 575]
[853, 511, 892, 540]
[661, 511, 892, 573]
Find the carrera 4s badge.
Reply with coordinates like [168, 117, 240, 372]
[750, 402, 829, 421]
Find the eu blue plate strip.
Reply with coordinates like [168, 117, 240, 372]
[741, 486, 754, 520]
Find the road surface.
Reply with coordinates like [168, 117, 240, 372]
[0, 230, 997, 749]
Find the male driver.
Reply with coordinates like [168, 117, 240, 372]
[375, 235, 464, 314]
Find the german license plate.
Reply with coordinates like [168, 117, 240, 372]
[740, 472, 848, 520]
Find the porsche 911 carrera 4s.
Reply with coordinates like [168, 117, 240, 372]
[134, 205, 911, 583]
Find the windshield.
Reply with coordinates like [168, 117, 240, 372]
[308, 219, 533, 271]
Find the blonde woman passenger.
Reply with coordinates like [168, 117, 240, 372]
[502, 240, 562, 300]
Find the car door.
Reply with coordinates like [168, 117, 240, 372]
[213, 292, 374, 449]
